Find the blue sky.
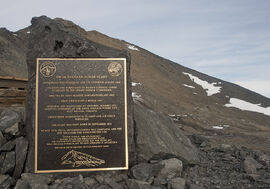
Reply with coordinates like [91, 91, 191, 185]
[1, 0, 270, 98]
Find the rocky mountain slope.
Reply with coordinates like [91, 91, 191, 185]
[2, 16, 269, 152]
[0, 16, 270, 189]
[76, 20, 270, 153]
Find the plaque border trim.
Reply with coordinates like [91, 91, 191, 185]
[35, 58, 129, 173]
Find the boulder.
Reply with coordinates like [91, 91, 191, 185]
[0, 131, 6, 148]
[0, 109, 20, 132]
[21, 173, 53, 189]
[13, 137, 28, 179]
[217, 144, 233, 153]
[0, 174, 15, 189]
[130, 163, 163, 182]
[0, 140, 16, 152]
[1, 151, 15, 174]
[104, 178, 124, 189]
[157, 158, 183, 180]
[153, 178, 167, 186]
[110, 173, 128, 183]
[14, 179, 31, 189]
[0, 153, 5, 169]
[258, 154, 270, 166]
[134, 102, 199, 164]
[54, 175, 89, 189]
[167, 177, 185, 189]
[189, 135, 209, 147]
[4, 122, 20, 137]
[127, 179, 151, 189]
[244, 156, 262, 174]
[84, 177, 98, 187]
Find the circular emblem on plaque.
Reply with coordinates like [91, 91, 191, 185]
[40, 62, 56, 77]
[108, 62, 123, 77]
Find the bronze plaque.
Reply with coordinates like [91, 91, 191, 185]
[35, 58, 128, 173]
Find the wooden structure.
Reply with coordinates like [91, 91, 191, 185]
[0, 76, 28, 106]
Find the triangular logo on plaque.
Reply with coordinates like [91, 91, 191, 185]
[61, 150, 105, 168]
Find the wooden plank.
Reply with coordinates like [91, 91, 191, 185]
[0, 80, 27, 88]
[0, 98, 25, 103]
[0, 96, 26, 99]
[0, 89, 26, 97]
[0, 76, 28, 81]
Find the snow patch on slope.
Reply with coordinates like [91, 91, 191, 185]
[126, 44, 139, 51]
[132, 82, 141, 86]
[183, 84, 195, 89]
[183, 72, 221, 96]
[212, 125, 230, 130]
[212, 126, 224, 130]
[132, 92, 143, 101]
[225, 98, 270, 116]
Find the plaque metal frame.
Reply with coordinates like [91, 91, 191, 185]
[35, 58, 128, 173]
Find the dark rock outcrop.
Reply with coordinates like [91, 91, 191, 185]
[25, 16, 134, 173]
[1, 151, 15, 174]
[134, 102, 199, 164]
[0, 174, 16, 189]
[0, 109, 20, 132]
[13, 137, 28, 179]
[0, 140, 15, 152]
[0, 131, 6, 147]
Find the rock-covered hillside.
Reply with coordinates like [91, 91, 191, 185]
[67, 19, 270, 153]
[0, 16, 270, 189]
[2, 16, 269, 152]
